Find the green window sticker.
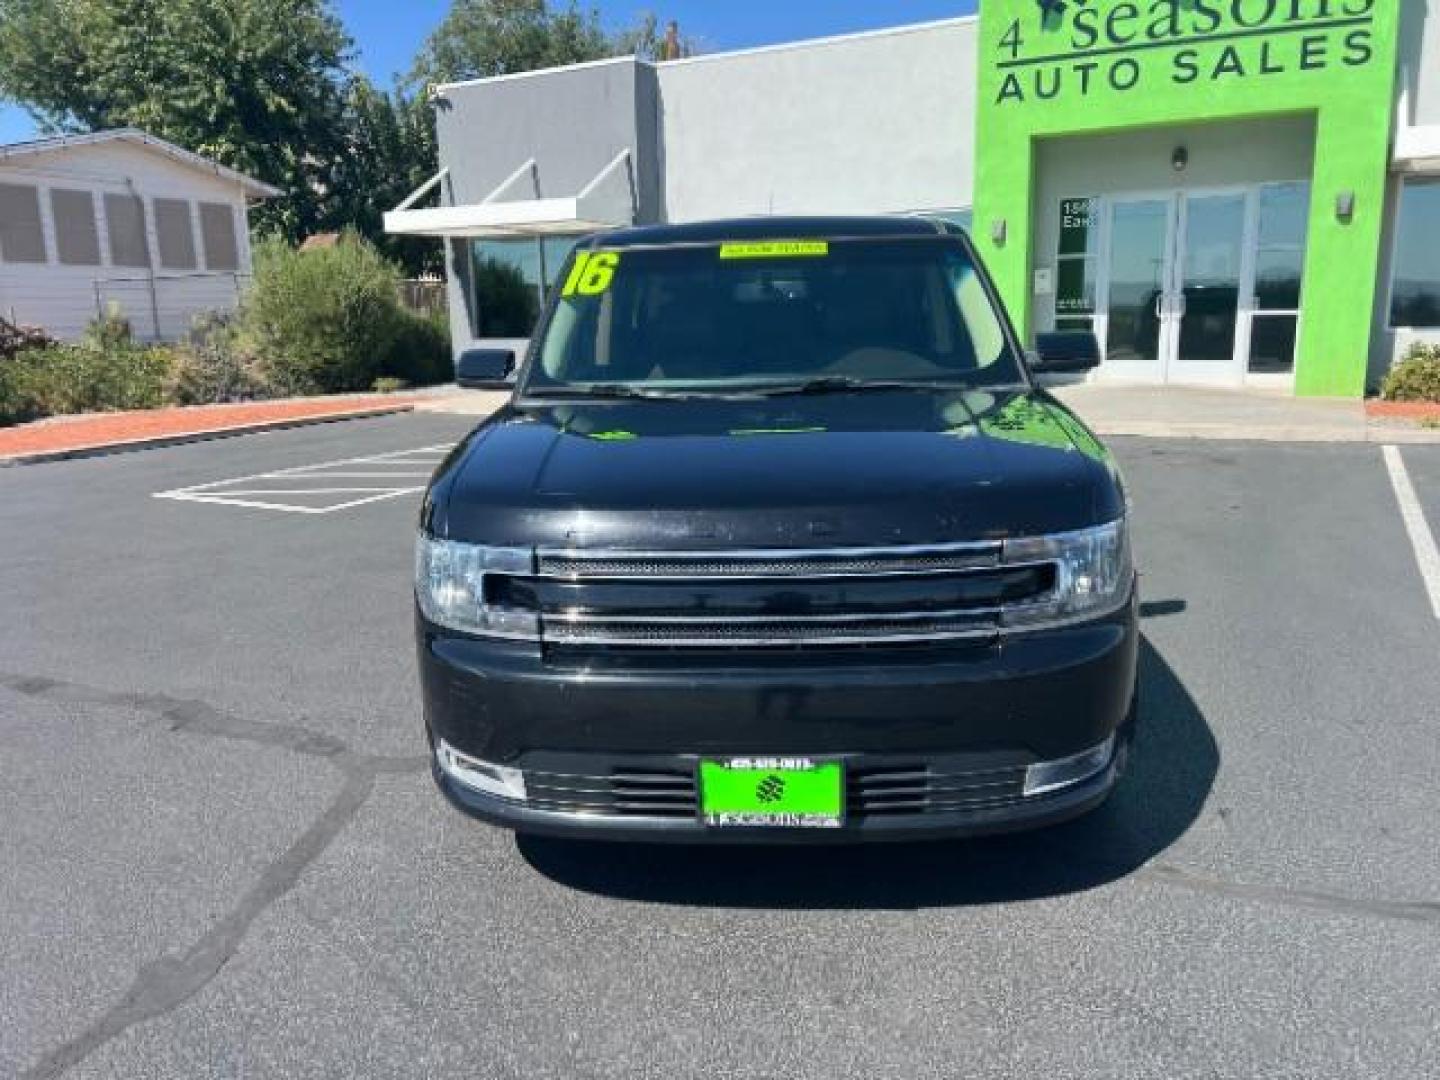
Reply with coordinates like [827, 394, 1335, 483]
[718, 241, 830, 260]
[561, 251, 620, 297]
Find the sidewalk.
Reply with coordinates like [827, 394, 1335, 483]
[0, 392, 421, 465]
[1049, 383, 1440, 444]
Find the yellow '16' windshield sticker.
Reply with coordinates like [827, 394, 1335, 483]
[561, 251, 620, 297]
[719, 241, 830, 260]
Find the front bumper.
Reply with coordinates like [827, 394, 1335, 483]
[419, 593, 1138, 843]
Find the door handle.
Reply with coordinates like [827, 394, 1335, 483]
[1155, 293, 1165, 318]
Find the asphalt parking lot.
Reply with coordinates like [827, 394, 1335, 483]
[3, 413, 1439, 1079]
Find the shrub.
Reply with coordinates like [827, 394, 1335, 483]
[371, 376, 410, 394]
[0, 317, 55, 360]
[84, 305, 134, 352]
[1381, 343, 1440, 403]
[381, 308, 452, 387]
[245, 233, 405, 396]
[169, 311, 271, 406]
[0, 343, 174, 426]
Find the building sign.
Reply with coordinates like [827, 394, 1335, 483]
[1058, 197, 1097, 256]
[994, 0, 1378, 105]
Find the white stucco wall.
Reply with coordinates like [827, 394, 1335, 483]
[1399, 0, 1440, 126]
[655, 19, 978, 221]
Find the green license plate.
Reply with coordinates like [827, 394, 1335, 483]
[698, 758, 844, 828]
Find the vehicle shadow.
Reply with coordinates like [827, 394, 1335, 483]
[518, 629, 1217, 909]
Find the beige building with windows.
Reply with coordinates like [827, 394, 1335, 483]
[0, 129, 278, 341]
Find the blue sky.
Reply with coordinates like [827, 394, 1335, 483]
[1, 1, 976, 142]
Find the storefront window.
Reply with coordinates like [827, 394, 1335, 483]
[1249, 182, 1310, 374]
[1390, 180, 1440, 329]
[471, 234, 587, 338]
[1055, 196, 1099, 335]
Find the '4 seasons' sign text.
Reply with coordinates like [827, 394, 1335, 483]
[994, 0, 1376, 104]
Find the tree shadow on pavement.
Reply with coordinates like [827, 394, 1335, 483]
[518, 630, 1219, 909]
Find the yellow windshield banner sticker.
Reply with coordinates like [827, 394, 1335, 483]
[719, 241, 830, 260]
[561, 251, 620, 297]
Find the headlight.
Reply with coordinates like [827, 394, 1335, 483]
[415, 535, 540, 639]
[1000, 517, 1132, 628]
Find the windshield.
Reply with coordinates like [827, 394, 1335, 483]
[524, 237, 1023, 395]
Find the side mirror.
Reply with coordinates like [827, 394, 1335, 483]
[1030, 331, 1101, 375]
[456, 348, 516, 390]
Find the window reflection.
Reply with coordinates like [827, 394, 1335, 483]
[1391, 180, 1440, 329]
[470, 234, 586, 338]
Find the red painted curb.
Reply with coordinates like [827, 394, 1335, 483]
[0, 404, 416, 467]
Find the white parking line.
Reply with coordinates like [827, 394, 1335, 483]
[153, 443, 453, 515]
[1382, 445, 1440, 621]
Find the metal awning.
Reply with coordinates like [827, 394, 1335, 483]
[383, 151, 636, 239]
[1395, 125, 1440, 175]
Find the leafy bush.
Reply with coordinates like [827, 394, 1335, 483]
[0, 317, 55, 360]
[169, 311, 271, 406]
[0, 343, 174, 426]
[245, 233, 405, 395]
[381, 308, 452, 387]
[84, 305, 135, 352]
[1381, 343, 1440, 403]
[371, 376, 410, 394]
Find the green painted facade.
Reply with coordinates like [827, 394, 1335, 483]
[974, 0, 1401, 396]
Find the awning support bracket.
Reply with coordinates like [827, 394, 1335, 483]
[394, 167, 451, 212]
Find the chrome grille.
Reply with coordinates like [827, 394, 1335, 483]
[537, 542, 1001, 580]
[525, 766, 697, 818]
[849, 763, 1028, 815]
[518, 543, 1051, 650]
[543, 609, 1001, 647]
[521, 758, 1032, 819]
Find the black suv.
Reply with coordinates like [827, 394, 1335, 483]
[416, 217, 1138, 842]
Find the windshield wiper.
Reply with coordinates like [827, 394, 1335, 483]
[522, 384, 695, 401]
[749, 376, 978, 397]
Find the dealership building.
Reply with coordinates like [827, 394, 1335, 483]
[386, 0, 1440, 397]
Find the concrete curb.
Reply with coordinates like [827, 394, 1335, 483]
[1084, 421, 1440, 444]
[0, 403, 416, 467]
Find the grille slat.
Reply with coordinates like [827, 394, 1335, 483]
[538, 543, 1002, 580]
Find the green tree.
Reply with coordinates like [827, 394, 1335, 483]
[407, 0, 613, 90]
[329, 78, 441, 275]
[0, 0, 352, 240]
[614, 12, 697, 61]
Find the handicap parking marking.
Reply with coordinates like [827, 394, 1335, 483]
[152, 443, 454, 515]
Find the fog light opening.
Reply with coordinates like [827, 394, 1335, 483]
[436, 740, 528, 801]
[1023, 735, 1115, 797]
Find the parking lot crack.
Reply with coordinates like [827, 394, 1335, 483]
[3, 671, 351, 762]
[20, 771, 378, 1080]
[1138, 862, 1440, 926]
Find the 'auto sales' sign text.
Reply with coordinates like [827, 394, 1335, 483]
[994, 0, 1376, 104]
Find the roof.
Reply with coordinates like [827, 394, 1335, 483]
[435, 16, 977, 93]
[0, 128, 282, 198]
[583, 215, 948, 249]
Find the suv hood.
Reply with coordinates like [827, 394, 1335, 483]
[424, 388, 1124, 549]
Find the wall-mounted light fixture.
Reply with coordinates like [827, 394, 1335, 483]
[991, 218, 1007, 246]
[1336, 190, 1355, 223]
[1171, 146, 1189, 172]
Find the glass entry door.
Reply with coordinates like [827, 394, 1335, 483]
[1168, 191, 1247, 385]
[1100, 197, 1175, 383]
[1093, 188, 1265, 386]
